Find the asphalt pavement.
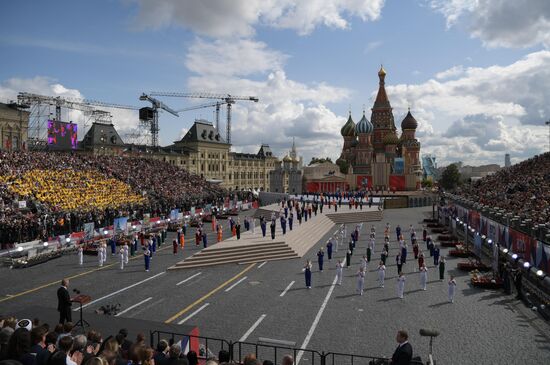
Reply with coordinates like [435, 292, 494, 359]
[1, 207, 549, 365]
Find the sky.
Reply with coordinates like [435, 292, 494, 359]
[1, 0, 549, 167]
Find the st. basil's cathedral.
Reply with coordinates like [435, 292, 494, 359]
[303, 67, 422, 192]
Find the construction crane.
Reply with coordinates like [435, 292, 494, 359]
[177, 101, 229, 132]
[149, 91, 259, 144]
[138, 93, 179, 147]
[17, 92, 140, 146]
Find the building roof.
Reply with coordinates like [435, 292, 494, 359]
[341, 113, 356, 137]
[355, 112, 373, 134]
[401, 110, 418, 130]
[0, 102, 30, 117]
[373, 66, 391, 109]
[80, 122, 125, 148]
[383, 132, 399, 145]
[177, 119, 228, 145]
[257, 144, 274, 157]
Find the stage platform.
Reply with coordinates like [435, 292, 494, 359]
[169, 203, 382, 269]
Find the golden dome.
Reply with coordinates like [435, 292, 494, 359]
[378, 65, 386, 77]
[282, 155, 291, 162]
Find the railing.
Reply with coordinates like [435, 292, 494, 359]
[148, 331, 415, 365]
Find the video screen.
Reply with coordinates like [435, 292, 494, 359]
[47, 120, 78, 150]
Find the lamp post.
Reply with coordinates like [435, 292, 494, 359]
[546, 120, 550, 153]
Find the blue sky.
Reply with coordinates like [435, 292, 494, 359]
[1, 0, 549, 166]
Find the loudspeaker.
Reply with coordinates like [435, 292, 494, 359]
[139, 107, 154, 121]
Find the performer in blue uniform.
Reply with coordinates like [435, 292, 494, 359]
[396, 225, 401, 242]
[326, 239, 333, 261]
[110, 237, 116, 255]
[288, 212, 294, 231]
[202, 230, 208, 248]
[144, 248, 151, 272]
[280, 216, 287, 235]
[260, 217, 267, 237]
[317, 248, 324, 271]
[304, 261, 312, 288]
[237, 220, 242, 240]
[433, 246, 440, 265]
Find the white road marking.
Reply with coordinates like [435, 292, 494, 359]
[115, 297, 152, 317]
[75, 272, 165, 311]
[280, 281, 295, 297]
[176, 272, 202, 286]
[239, 314, 267, 342]
[257, 261, 267, 268]
[296, 275, 338, 365]
[224, 276, 247, 292]
[177, 303, 210, 324]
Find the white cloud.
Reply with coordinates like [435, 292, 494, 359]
[430, 0, 550, 48]
[435, 65, 464, 80]
[186, 38, 287, 77]
[182, 38, 351, 162]
[364, 40, 383, 53]
[130, 0, 385, 37]
[384, 50, 550, 165]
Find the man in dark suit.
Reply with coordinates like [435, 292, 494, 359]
[391, 330, 412, 365]
[57, 278, 72, 324]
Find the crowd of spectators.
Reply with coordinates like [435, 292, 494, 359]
[0, 317, 294, 365]
[455, 152, 550, 226]
[0, 151, 226, 246]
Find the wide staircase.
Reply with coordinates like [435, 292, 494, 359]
[167, 241, 298, 270]
[169, 205, 383, 270]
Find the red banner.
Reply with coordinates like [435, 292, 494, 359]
[510, 228, 536, 262]
[468, 210, 481, 231]
[389, 175, 405, 191]
[355, 175, 373, 189]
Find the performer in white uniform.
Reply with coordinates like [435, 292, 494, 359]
[119, 246, 125, 270]
[397, 272, 406, 299]
[448, 276, 457, 303]
[98, 244, 104, 267]
[123, 243, 129, 264]
[419, 264, 428, 290]
[336, 260, 344, 285]
[78, 244, 83, 266]
[356, 267, 365, 296]
[377, 261, 386, 287]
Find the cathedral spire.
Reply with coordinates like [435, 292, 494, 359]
[373, 65, 390, 109]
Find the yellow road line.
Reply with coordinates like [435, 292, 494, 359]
[164, 263, 256, 323]
[0, 245, 171, 303]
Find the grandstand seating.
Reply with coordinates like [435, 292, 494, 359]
[455, 152, 550, 226]
[0, 151, 225, 246]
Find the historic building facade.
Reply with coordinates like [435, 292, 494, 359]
[0, 102, 29, 151]
[307, 67, 422, 192]
[270, 139, 303, 194]
[78, 119, 279, 191]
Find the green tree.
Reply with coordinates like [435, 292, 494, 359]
[336, 159, 349, 174]
[308, 157, 333, 166]
[421, 178, 433, 188]
[439, 163, 461, 190]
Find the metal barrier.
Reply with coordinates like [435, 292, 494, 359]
[148, 331, 427, 364]
[149, 331, 231, 360]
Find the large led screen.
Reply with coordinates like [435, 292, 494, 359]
[47, 120, 78, 150]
